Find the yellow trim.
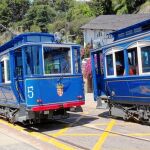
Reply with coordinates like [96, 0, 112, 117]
[0, 119, 75, 150]
[92, 119, 116, 150]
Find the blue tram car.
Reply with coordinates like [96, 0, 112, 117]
[91, 19, 150, 123]
[0, 32, 84, 124]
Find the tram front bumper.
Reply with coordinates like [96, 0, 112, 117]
[31, 100, 85, 112]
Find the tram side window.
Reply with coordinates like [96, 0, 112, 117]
[141, 46, 150, 73]
[106, 54, 114, 76]
[0, 62, 4, 82]
[15, 51, 23, 76]
[115, 51, 124, 76]
[127, 48, 139, 75]
[25, 46, 40, 75]
[74, 49, 81, 74]
[6, 60, 10, 81]
[0, 58, 10, 83]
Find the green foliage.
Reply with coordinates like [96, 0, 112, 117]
[23, 4, 56, 32]
[112, 0, 146, 14]
[0, 0, 149, 44]
[53, 0, 74, 12]
[6, 0, 30, 22]
[0, 2, 12, 28]
[67, 2, 93, 21]
[126, 0, 146, 13]
[90, 0, 113, 16]
[30, 24, 41, 32]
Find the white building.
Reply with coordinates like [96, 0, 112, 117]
[81, 14, 150, 48]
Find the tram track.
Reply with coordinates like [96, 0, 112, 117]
[57, 112, 150, 144]
[0, 115, 90, 150]
[1, 112, 150, 150]
[27, 126, 90, 150]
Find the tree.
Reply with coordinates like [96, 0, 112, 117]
[0, 2, 12, 28]
[6, 0, 30, 22]
[53, 0, 74, 12]
[126, 0, 146, 13]
[112, 0, 146, 14]
[89, 0, 113, 16]
[23, 4, 56, 32]
[112, 0, 128, 14]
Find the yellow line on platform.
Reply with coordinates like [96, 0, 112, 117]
[51, 112, 88, 138]
[57, 133, 100, 136]
[0, 119, 75, 150]
[92, 119, 116, 150]
[93, 122, 135, 126]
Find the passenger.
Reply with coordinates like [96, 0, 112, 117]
[129, 66, 135, 75]
[116, 61, 124, 75]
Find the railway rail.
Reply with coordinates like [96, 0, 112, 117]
[0, 112, 150, 150]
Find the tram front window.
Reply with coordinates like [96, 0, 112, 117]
[141, 46, 150, 73]
[25, 46, 40, 75]
[43, 47, 71, 74]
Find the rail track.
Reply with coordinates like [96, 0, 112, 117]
[0, 112, 150, 150]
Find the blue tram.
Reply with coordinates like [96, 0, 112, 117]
[0, 32, 84, 123]
[91, 19, 150, 123]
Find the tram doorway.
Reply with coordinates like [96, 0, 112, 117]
[91, 51, 105, 101]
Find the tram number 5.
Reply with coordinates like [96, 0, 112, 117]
[27, 86, 34, 98]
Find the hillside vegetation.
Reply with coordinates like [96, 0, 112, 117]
[0, 0, 149, 45]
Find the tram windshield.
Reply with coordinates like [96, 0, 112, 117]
[43, 47, 71, 74]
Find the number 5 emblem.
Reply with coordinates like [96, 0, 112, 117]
[27, 86, 34, 98]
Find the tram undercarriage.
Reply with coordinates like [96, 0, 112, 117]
[0, 105, 70, 124]
[109, 102, 150, 124]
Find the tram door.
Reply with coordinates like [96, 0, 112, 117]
[91, 51, 105, 101]
[14, 49, 25, 102]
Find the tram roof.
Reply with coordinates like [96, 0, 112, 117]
[111, 18, 150, 41]
[91, 18, 150, 53]
[0, 32, 55, 52]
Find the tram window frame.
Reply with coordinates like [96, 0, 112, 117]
[14, 50, 23, 77]
[0, 55, 11, 83]
[43, 46, 72, 75]
[24, 46, 40, 76]
[105, 53, 115, 77]
[127, 48, 139, 76]
[74, 48, 81, 74]
[140, 46, 150, 74]
[115, 51, 125, 76]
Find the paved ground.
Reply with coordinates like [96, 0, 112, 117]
[0, 93, 150, 150]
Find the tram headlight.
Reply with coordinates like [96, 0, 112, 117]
[77, 95, 83, 100]
[37, 99, 42, 103]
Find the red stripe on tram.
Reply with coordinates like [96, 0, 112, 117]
[32, 101, 85, 112]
